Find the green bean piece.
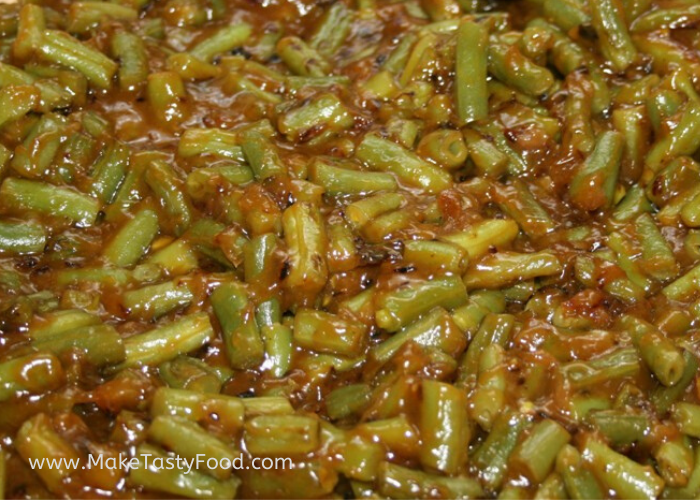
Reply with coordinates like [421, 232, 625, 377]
[159, 355, 230, 393]
[309, 160, 397, 196]
[488, 41, 554, 97]
[282, 202, 328, 306]
[147, 71, 189, 129]
[190, 23, 252, 62]
[419, 379, 470, 473]
[0, 178, 100, 227]
[293, 309, 366, 357]
[543, 0, 590, 31]
[68, 2, 138, 34]
[356, 134, 452, 194]
[441, 219, 519, 259]
[15, 414, 82, 495]
[244, 414, 319, 455]
[240, 128, 286, 180]
[211, 281, 265, 368]
[457, 313, 514, 387]
[377, 462, 483, 500]
[32, 324, 125, 367]
[151, 387, 246, 433]
[103, 209, 159, 267]
[661, 444, 700, 499]
[464, 251, 562, 290]
[646, 101, 700, 173]
[147, 415, 238, 479]
[38, 30, 117, 89]
[0, 220, 46, 255]
[371, 307, 466, 363]
[276, 36, 329, 77]
[654, 437, 694, 488]
[583, 438, 663, 499]
[0, 353, 64, 402]
[511, 419, 571, 483]
[122, 279, 194, 320]
[111, 31, 148, 91]
[325, 384, 372, 421]
[672, 403, 700, 438]
[590, 0, 637, 72]
[90, 141, 129, 204]
[494, 180, 555, 237]
[13, 4, 45, 61]
[144, 160, 193, 236]
[375, 276, 467, 332]
[118, 312, 214, 369]
[473, 411, 530, 490]
[178, 128, 244, 162]
[130, 443, 240, 499]
[569, 130, 624, 211]
[588, 410, 650, 448]
[620, 315, 685, 387]
[403, 240, 468, 274]
[652, 351, 699, 413]
[556, 444, 605, 500]
[563, 348, 640, 390]
[455, 20, 488, 124]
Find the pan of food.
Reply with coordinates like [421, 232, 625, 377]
[0, 0, 699, 497]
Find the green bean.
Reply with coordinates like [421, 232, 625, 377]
[38, 30, 117, 88]
[457, 313, 514, 387]
[326, 384, 372, 420]
[488, 41, 554, 97]
[356, 134, 452, 194]
[118, 312, 214, 369]
[145, 160, 193, 236]
[556, 444, 605, 500]
[130, 443, 240, 499]
[309, 3, 352, 58]
[588, 409, 650, 448]
[464, 251, 562, 289]
[375, 276, 467, 332]
[293, 308, 366, 357]
[0, 353, 64, 402]
[178, 128, 244, 161]
[652, 351, 699, 413]
[68, 2, 138, 34]
[15, 414, 82, 495]
[147, 71, 189, 128]
[151, 387, 245, 434]
[111, 31, 148, 91]
[0, 220, 46, 255]
[377, 462, 483, 499]
[147, 415, 238, 479]
[371, 307, 466, 363]
[590, 0, 637, 72]
[0, 178, 100, 227]
[620, 315, 685, 387]
[103, 209, 159, 267]
[244, 414, 319, 455]
[276, 36, 329, 77]
[473, 411, 530, 490]
[190, 24, 252, 62]
[441, 219, 519, 259]
[562, 348, 640, 390]
[654, 437, 694, 488]
[583, 438, 663, 499]
[158, 355, 230, 393]
[569, 131, 624, 211]
[282, 202, 328, 306]
[309, 160, 397, 196]
[455, 20, 488, 124]
[13, 4, 45, 61]
[32, 324, 125, 367]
